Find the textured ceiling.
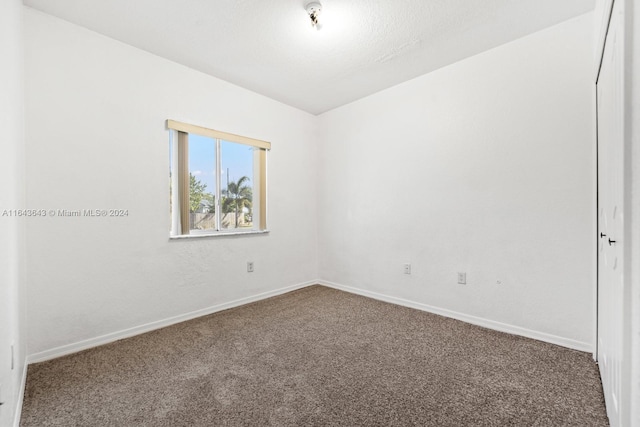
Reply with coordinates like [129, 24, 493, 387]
[23, 0, 595, 115]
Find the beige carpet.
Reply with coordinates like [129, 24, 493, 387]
[21, 285, 608, 426]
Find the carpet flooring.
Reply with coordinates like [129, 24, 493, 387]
[21, 285, 608, 426]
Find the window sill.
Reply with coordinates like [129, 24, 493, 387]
[169, 230, 270, 240]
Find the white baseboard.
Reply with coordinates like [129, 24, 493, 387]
[26, 278, 593, 364]
[13, 360, 27, 427]
[318, 280, 593, 353]
[27, 280, 316, 364]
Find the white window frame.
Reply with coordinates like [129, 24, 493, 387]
[168, 119, 270, 238]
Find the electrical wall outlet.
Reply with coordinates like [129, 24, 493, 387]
[403, 263, 411, 275]
[247, 262, 254, 273]
[458, 272, 466, 284]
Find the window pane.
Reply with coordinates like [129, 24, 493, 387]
[220, 140, 254, 230]
[189, 134, 216, 232]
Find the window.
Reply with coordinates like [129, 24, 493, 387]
[168, 120, 269, 237]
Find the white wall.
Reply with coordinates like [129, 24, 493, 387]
[24, 8, 318, 358]
[318, 13, 595, 350]
[0, 0, 26, 425]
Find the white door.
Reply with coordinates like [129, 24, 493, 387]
[596, 1, 625, 425]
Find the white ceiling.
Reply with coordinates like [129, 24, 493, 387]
[23, 0, 595, 115]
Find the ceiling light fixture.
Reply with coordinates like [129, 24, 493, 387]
[305, 2, 323, 30]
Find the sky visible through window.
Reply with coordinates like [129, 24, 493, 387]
[188, 134, 253, 194]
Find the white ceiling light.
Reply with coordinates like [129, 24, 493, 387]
[305, 2, 323, 30]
